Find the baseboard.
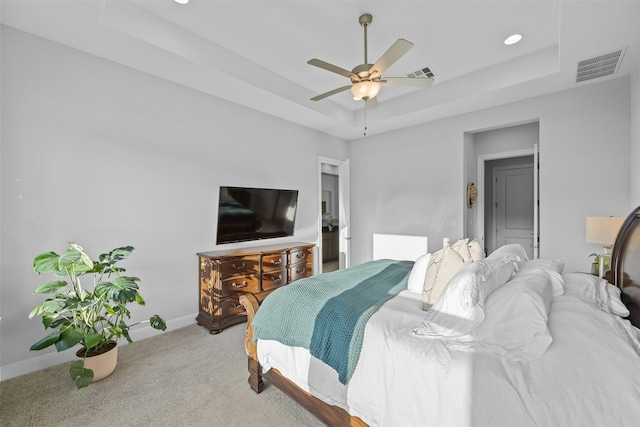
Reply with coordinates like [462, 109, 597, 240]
[0, 313, 198, 382]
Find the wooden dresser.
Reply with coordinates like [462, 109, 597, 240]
[196, 242, 314, 334]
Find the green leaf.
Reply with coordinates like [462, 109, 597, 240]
[68, 242, 84, 252]
[41, 315, 54, 329]
[83, 333, 103, 350]
[30, 332, 61, 351]
[69, 360, 93, 389]
[95, 276, 140, 303]
[103, 304, 116, 316]
[47, 317, 72, 329]
[120, 326, 133, 344]
[109, 325, 123, 337]
[150, 315, 167, 331]
[59, 247, 93, 274]
[29, 300, 64, 319]
[33, 252, 62, 274]
[55, 327, 84, 352]
[99, 246, 134, 266]
[33, 280, 69, 294]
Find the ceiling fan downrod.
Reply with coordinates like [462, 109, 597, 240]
[359, 14, 372, 65]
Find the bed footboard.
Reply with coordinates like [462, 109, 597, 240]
[239, 291, 273, 394]
[239, 288, 369, 426]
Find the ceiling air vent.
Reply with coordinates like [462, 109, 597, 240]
[576, 48, 626, 83]
[407, 66, 435, 79]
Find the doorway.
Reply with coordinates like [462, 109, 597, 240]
[318, 157, 350, 273]
[476, 147, 539, 259]
[487, 158, 535, 258]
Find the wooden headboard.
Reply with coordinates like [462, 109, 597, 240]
[607, 205, 640, 327]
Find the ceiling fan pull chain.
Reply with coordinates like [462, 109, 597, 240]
[364, 108, 368, 136]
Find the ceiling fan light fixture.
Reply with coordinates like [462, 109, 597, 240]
[351, 81, 381, 100]
[504, 33, 523, 45]
[174, 0, 190, 4]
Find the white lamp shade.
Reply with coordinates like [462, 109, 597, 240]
[586, 216, 625, 247]
[351, 81, 381, 100]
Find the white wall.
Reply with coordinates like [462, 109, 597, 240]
[348, 77, 631, 273]
[0, 27, 348, 379]
[631, 62, 640, 208]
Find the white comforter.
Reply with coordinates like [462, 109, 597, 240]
[258, 287, 640, 426]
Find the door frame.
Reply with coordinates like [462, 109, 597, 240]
[476, 148, 536, 256]
[318, 156, 350, 273]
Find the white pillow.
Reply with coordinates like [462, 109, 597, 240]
[451, 238, 472, 262]
[413, 257, 517, 337]
[447, 269, 553, 361]
[515, 258, 565, 296]
[407, 253, 431, 294]
[422, 247, 466, 309]
[468, 239, 485, 261]
[562, 273, 629, 317]
[451, 238, 486, 262]
[488, 244, 529, 263]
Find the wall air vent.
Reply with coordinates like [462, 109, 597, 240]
[575, 47, 626, 83]
[407, 66, 436, 79]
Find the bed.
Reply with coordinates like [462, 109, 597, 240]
[239, 206, 640, 427]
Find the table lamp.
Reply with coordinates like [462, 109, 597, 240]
[586, 216, 624, 277]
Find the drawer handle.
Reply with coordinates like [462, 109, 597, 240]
[296, 252, 306, 259]
[231, 281, 248, 288]
[232, 262, 246, 270]
[296, 268, 306, 274]
[232, 303, 244, 309]
[270, 259, 282, 265]
[267, 275, 282, 282]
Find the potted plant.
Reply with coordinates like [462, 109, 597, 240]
[29, 243, 166, 389]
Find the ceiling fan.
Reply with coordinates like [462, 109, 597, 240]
[308, 13, 434, 109]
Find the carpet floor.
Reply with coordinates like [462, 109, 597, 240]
[0, 323, 325, 426]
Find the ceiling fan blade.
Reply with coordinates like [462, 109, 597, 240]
[365, 97, 378, 110]
[369, 38, 413, 77]
[311, 85, 353, 101]
[380, 77, 434, 88]
[308, 59, 357, 79]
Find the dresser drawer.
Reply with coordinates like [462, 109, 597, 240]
[289, 262, 312, 282]
[220, 296, 247, 317]
[220, 257, 259, 277]
[289, 247, 312, 265]
[261, 269, 287, 291]
[262, 251, 287, 271]
[221, 274, 260, 296]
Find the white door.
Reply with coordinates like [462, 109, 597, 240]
[338, 159, 351, 269]
[494, 165, 535, 259]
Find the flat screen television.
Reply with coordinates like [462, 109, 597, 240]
[216, 186, 299, 244]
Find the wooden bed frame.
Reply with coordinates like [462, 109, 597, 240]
[606, 205, 640, 325]
[239, 290, 367, 426]
[239, 205, 640, 427]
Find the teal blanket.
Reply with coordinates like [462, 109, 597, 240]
[252, 259, 412, 384]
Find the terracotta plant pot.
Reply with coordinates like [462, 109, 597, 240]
[76, 341, 118, 382]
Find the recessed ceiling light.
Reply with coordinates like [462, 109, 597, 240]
[174, 0, 189, 4]
[504, 33, 523, 45]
